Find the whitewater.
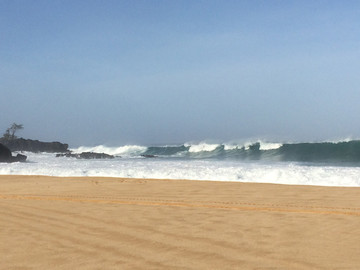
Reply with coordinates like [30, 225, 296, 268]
[1, 141, 360, 187]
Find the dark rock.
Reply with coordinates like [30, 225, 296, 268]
[79, 152, 115, 159]
[0, 138, 69, 153]
[141, 154, 157, 158]
[56, 153, 74, 158]
[0, 143, 12, 162]
[0, 143, 27, 163]
[56, 152, 115, 159]
[14, 153, 27, 162]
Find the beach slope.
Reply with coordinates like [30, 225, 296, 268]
[1, 175, 360, 269]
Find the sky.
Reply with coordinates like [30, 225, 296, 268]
[1, 0, 360, 146]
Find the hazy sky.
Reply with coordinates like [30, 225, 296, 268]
[1, 0, 360, 146]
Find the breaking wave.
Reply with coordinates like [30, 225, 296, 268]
[71, 145, 147, 157]
[3, 139, 360, 187]
[70, 140, 360, 164]
[2, 152, 360, 186]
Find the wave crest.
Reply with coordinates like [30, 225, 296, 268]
[71, 145, 147, 157]
[69, 140, 360, 163]
[185, 143, 220, 153]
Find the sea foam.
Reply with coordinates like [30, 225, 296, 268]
[2, 139, 360, 187]
[1, 151, 360, 187]
[186, 143, 220, 153]
[71, 145, 147, 157]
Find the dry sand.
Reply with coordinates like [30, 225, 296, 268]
[1, 175, 360, 269]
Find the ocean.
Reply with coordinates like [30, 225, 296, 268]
[1, 140, 360, 187]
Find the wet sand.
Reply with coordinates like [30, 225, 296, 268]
[1, 175, 360, 269]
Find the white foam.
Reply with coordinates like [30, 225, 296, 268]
[1, 152, 360, 187]
[243, 141, 256, 150]
[224, 141, 282, 151]
[258, 141, 282, 150]
[70, 145, 147, 157]
[224, 144, 241, 150]
[186, 143, 220, 153]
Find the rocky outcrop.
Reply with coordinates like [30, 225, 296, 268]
[0, 143, 12, 161]
[0, 138, 69, 153]
[56, 152, 115, 159]
[141, 154, 157, 158]
[14, 153, 27, 162]
[0, 143, 27, 163]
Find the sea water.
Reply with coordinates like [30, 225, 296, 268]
[1, 140, 360, 187]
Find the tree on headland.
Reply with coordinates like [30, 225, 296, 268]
[2, 123, 24, 140]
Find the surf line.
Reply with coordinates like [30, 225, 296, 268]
[1, 194, 360, 217]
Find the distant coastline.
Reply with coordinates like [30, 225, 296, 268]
[0, 138, 69, 153]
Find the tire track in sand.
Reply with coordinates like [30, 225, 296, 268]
[1, 194, 360, 217]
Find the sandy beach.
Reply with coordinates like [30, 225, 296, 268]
[1, 175, 360, 269]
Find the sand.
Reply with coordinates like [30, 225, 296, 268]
[1, 175, 360, 269]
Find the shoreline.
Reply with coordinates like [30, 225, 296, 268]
[1, 175, 360, 269]
[2, 173, 360, 188]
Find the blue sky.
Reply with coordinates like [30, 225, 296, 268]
[1, 0, 360, 146]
